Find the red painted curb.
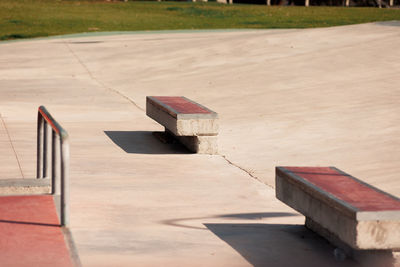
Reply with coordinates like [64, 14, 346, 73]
[0, 195, 74, 267]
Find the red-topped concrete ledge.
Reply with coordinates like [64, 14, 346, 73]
[282, 167, 400, 213]
[0, 195, 78, 266]
[149, 96, 214, 117]
[276, 166, 400, 251]
[146, 96, 218, 154]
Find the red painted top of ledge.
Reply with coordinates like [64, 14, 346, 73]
[0, 195, 73, 267]
[284, 167, 400, 212]
[153, 96, 211, 114]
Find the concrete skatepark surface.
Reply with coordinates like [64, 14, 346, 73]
[0, 21, 399, 266]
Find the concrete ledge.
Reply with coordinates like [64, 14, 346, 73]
[276, 167, 400, 250]
[146, 96, 218, 136]
[146, 96, 218, 154]
[0, 178, 51, 195]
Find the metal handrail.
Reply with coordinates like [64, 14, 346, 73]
[36, 106, 69, 227]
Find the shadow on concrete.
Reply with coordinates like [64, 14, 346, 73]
[218, 212, 299, 220]
[104, 131, 190, 154]
[161, 212, 300, 230]
[205, 223, 359, 267]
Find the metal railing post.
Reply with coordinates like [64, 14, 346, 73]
[52, 131, 61, 195]
[43, 121, 49, 178]
[61, 138, 70, 227]
[37, 115, 43, 178]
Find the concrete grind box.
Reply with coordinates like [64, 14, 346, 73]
[276, 167, 400, 250]
[146, 96, 218, 154]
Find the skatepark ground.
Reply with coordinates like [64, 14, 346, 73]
[0, 21, 399, 266]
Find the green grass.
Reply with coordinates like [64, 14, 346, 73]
[0, 0, 399, 40]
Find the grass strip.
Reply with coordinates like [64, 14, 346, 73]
[0, 0, 399, 40]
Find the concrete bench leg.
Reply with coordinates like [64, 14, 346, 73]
[159, 129, 218, 154]
[306, 216, 399, 266]
[177, 135, 218, 154]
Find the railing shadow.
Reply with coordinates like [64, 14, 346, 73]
[0, 219, 59, 227]
[205, 223, 359, 267]
[104, 131, 190, 154]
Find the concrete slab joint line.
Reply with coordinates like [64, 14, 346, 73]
[63, 41, 144, 112]
[146, 96, 219, 154]
[276, 166, 400, 265]
[221, 155, 271, 188]
[0, 113, 24, 178]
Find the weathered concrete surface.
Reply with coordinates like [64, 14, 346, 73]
[74, 22, 400, 196]
[0, 178, 50, 195]
[1, 22, 399, 266]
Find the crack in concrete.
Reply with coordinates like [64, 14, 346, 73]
[0, 113, 24, 178]
[64, 41, 144, 112]
[220, 154, 273, 189]
[64, 41, 272, 191]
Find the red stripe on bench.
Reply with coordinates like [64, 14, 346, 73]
[0, 195, 73, 267]
[284, 167, 400, 212]
[153, 96, 211, 114]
